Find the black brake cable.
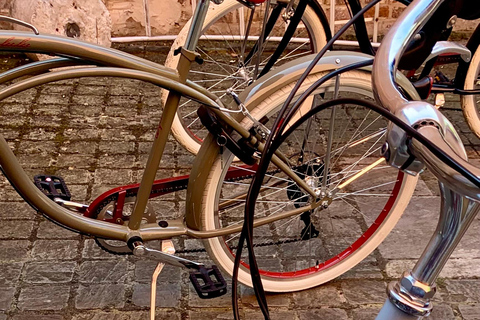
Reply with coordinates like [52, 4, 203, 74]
[277, 97, 480, 190]
[231, 1, 383, 319]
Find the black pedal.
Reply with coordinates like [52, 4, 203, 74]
[34, 175, 71, 201]
[189, 265, 227, 299]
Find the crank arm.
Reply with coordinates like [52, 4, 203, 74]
[54, 198, 89, 213]
[132, 241, 204, 270]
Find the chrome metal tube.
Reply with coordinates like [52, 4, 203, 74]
[372, 0, 445, 113]
[411, 183, 480, 284]
[184, 0, 211, 51]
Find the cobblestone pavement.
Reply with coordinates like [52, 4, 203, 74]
[0, 47, 479, 320]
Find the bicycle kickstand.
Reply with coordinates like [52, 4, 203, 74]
[150, 240, 175, 320]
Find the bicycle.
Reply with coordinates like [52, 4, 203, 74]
[167, 0, 480, 157]
[238, 0, 480, 318]
[0, 0, 422, 301]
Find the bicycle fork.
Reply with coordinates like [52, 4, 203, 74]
[377, 126, 480, 319]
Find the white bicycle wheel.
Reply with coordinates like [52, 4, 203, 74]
[163, 0, 327, 154]
[200, 70, 417, 292]
[461, 45, 480, 138]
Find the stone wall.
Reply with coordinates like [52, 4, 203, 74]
[105, 0, 192, 37]
[4, 0, 480, 40]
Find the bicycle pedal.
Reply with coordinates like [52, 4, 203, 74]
[34, 175, 71, 201]
[189, 265, 227, 299]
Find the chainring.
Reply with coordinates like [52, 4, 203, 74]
[95, 196, 157, 254]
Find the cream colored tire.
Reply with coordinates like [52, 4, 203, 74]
[200, 69, 417, 292]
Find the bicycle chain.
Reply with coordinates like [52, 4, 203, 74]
[96, 237, 304, 256]
[94, 166, 297, 255]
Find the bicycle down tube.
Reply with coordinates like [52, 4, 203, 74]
[0, 21, 331, 245]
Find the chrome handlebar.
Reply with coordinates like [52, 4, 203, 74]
[373, 2, 480, 318]
[372, 0, 480, 198]
[372, 0, 445, 114]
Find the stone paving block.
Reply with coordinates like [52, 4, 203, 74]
[99, 141, 135, 155]
[17, 284, 70, 311]
[0, 128, 20, 140]
[3, 90, 36, 104]
[1, 103, 27, 115]
[349, 306, 382, 320]
[337, 258, 384, 280]
[23, 128, 58, 141]
[41, 84, 73, 95]
[241, 287, 290, 308]
[56, 154, 97, 169]
[100, 129, 136, 142]
[133, 260, 182, 283]
[82, 239, 117, 259]
[444, 280, 480, 303]
[18, 141, 57, 154]
[0, 220, 34, 239]
[31, 115, 63, 128]
[131, 282, 181, 308]
[0, 313, 6, 320]
[109, 86, 142, 96]
[78, 78, 106, 86]
[31, 240, 79, 260]
[386, 258, 480, 279]
[0, 240, 30, 261]
[60, 141, 98, 154]
[98, 155, 136, 168]
[70, 104, 104, 117]
[33, 104, 68, 117]
[24, 261, 76, 283]
[72, 310, 180, 320]
[297, 308, 348, 320]
[95, 169, 135, 185]
[138, 141, 175, 155]
[0, 187, 24, 202]
[293, 283, 345, 307]
[188, 310, 234, 320]
[451, 218, 480, 259]
[0, 287, 15, 311]
[244, 310, 296, 320]
[37, 221, 79, 239]
[75, 85, 107, 96]
[105, 106, 139, 118]
[11, 313, 65, 320]
[458, 304, 480, 320]
[428, 304, 456, 320]
[71, 95, 105, 107]
[138, 154, 176, 169]
[77, 260, 128, 283]
[64, 128, 101, 141]
[149, 200, 180, 220]
[64, 185, 89, 202]
[341, 280, 386, 305]
[37, 94, 70, 105]
[75, 284, 125, 309]
[375, 197, 440, 260]
[18, 154, 56, 169]
[55, 169, 94, 185]
[0, 115, 25, 127]
[0, 262, 23, 286]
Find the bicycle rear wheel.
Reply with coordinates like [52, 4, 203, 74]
[164, 0, 327, 154]
[461, 44, 480, 138]
[199, 70, 417, 292]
